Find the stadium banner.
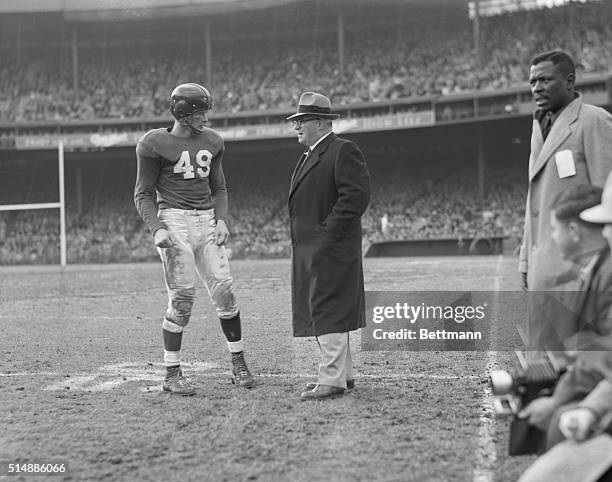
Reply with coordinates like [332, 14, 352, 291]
[362, 291, 605, 352]
[14, 111, 435, 150]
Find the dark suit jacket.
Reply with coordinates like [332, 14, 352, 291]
[288, 132, 370, 337]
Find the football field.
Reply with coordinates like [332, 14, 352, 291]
[0, 255, 537, 481]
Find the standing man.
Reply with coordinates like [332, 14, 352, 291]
[520, 50, 612, 290]
[134, 83, 254, 395]
[518, 50, 612, 347]
[286, 92, 370, 401]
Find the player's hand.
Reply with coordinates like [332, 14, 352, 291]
[559, 408, 597, 442]
[518, 396, 558, 430]
[521, 272, 528, 291]
[215, 219, 230, 246]
[154, 228, 175, 248]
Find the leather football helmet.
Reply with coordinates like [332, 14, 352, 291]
[170, 83, 212, 120]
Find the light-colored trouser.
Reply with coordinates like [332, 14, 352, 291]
[316, 332, 353, 389]
[157, 208, 238, 327]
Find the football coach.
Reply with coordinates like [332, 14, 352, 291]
[287, 92, 371, 401]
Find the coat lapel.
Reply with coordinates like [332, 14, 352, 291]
[530, 95, 581, 182]
[289, 133, 336, 198]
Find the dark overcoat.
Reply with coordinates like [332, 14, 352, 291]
[288, 133, 370, 337]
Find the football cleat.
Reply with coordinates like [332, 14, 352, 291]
[163, 368, 195, 396]
[231, 352, 254, 388]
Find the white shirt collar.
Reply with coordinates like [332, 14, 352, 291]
[310, 131, 333, 151]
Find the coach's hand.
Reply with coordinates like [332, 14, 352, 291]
[154, 228, 175, 248]
[215, 219, 230, 246]
[521, 272, 528, 291]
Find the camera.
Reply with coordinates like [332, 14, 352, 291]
[490, 351, 566, 416]
[489, 351, 567, 455]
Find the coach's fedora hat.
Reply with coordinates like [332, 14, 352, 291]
[286, 92, 341, 120]
[580, 173, 612, 223]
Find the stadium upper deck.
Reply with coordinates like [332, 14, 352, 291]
[0, 0, 610, 141]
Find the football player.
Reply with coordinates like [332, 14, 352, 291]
[134, 83, 254, 395]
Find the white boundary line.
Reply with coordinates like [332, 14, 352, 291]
[0, 362, 481, 392]
[2, 370, 479, 380]
[0, 371, 61, 377]
[41, 371, 478, 392]
[472, 255, 503, 482]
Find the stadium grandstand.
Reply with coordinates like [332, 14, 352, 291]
[0, 0, 611, 264]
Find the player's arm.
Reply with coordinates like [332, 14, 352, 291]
[209, 145, 230, 245]
[134, 140, 174, 247]
[324, 141, 371, 239]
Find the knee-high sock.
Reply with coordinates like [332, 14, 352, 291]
[220, 313, 243, 353]
[163, 318, 183, 367]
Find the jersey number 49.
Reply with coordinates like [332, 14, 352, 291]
[174, 149, 212, 179]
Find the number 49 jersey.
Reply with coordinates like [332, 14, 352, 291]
[134, 126, 228, 235]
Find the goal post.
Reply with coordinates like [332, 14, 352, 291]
[0, 141, 67, 266]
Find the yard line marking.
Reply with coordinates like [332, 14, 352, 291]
[5, 370, 478, 381]
[0, 371, 60, 377]
[0, 316, 144, 321]
[42, 371, 480, 392]
[262, 373, 479, 380]
[10, 360, 480, 392]
[139, 372, 479, 393]
[472, 255, 503, 482]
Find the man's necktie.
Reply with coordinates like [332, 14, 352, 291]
[541, 111, 554, 140]
[292, 148, 310, 184]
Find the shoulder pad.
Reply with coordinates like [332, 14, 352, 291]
[137, 128, 172, 157]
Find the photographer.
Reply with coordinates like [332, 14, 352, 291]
[518, 358, 612, 482]
[517, 182, 612, 481]
[518, 184, 612, 447]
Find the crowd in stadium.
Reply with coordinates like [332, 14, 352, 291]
[3, 0, 609, 263]
[0, 157, 525, 264]
[364, 162, 525, 245]
[1, 0, 611, 122]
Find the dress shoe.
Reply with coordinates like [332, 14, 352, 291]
[300, 384, 345, 401]
[305, 379, 354, 391]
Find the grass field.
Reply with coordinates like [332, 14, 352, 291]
[0, 255, 537, 482]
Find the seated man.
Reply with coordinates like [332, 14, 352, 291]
[519, 184, 612, 446]
[518, 181, 612, 481]
[543, 351, 612, 448]
[518, 362, 612, 482]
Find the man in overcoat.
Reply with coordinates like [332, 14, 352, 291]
[518, 50, 612, 348]
[286, 92, 370, 401]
